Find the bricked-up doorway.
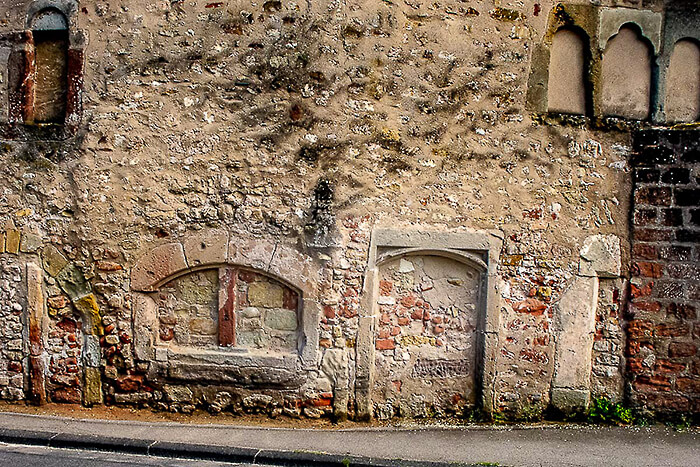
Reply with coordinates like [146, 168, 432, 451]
[150, 267, 300, 354]
[355, 229, 503, 420]
[372, 253, 482, 419]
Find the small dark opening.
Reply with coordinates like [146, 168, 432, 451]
[33, 29, 68, 124]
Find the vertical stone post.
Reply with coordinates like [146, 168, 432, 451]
[354, 267, 378, 421]
[551, 235, 620, 415]
[26, 262, 46, 405]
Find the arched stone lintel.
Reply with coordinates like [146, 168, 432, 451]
[598, 8, 662, 54]
[375, 247, 488, 273]
[131, 233, 320, 298]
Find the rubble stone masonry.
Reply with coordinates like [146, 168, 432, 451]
[0, 0, 698, 422]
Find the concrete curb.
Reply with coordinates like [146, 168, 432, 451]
[0, 427, 480, 467]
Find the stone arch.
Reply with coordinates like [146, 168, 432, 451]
[547, 27, 590, 116]
[664, 38, 700, 123]
[601, 23, 654, 120]
[131, 232, 321, 378]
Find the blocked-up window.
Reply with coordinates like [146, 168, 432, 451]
[32, 9, 69, 124]
[665, 39, 700, 123]
[548, 28, 588, 115]
[601, 25, 653, 120]
[152, 268, 300, 353]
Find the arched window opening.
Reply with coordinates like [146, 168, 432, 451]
[601, 24, 653, 120]
[665, 38, 700, 123]
[31, 8, 68, 124]
[548, 27, 589, 115]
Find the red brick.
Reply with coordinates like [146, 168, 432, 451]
[379, 280, 393, 296]
[433, 325, 445, 334]
[635, 186, 672, 206]
[115, 375, 144, 392]
[96, 261, 122, 271]
[376, 339, 396, 350]
[397, 317, 410, 326]
[630, 301, 662, 313]
[654, 322, 690, 337]
[676, 377, 700, 394]
[632, 262, 664, 278]
[630, 281, 654, 299]
[633, 209, 657, 225]
[645, 393, 690, 412]
[634, 228, 674, 242]
[52, 387, 81, 404]
[378, 328, 390, 339]
[411, 309, 423, 320]
[400, 295, 417, 308]
[512, 298, 547, 315]
[319, 338, 332, 348]
[653, 359, 686, 374]
[627, 357, 644, 373]
[669, 342, 697, 358]
[634, 375, 672, 392]
[632, 244, 658, 260]
[390, 326, 401, 336]
[667, 303, 697, 320]
[323, 305, 336, 319]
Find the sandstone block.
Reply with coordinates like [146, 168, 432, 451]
[5, 229, 20, 254]
[131, 243, 187, 292]
[550, 387, 590, 415]
[189, 317, 217, 335]
[183, 229, 228, 266]
[41, 245, 69, 277]
[248, 281, 284, 308]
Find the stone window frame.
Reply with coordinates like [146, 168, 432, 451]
[2, 0, 85, 140]
[354, 228, 503, 420]
[131, 232, 321, 387]
[526, 3, 666, 124]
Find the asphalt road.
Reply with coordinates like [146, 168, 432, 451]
[0, 442, 262, 467]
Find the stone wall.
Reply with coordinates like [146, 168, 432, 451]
[627, 130, 700, 416]
[0, 0, 697, 422]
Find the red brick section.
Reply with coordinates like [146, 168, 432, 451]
[218, 267, 237, 347]
[628, 130, 700, 416]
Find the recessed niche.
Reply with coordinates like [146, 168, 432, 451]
[665, 39, 700, 123]
[601, 25, 652, 120]
[548, 28, 588, 115]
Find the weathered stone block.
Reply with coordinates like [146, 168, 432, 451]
[164, 385, 193, 403]
[83, 367, 102, 406]
[19, 233, 42, 253]
[41, 245, 69, 277]
[189, 317, 217, 335]
[131, 243, 187, 292]
[5, 229, 20, 254]
[248, 281, 284, 308]
[264, 308, 298, 331]
[183, 229, 228, 267]
[56, 263, 91, 301]
[579, 235, 621, 278]
[550, 388, 590, 415]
